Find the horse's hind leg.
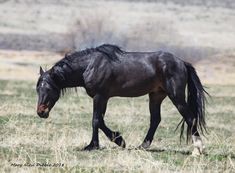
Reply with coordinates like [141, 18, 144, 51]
[170, 98, 203, 155]
[140, 91, 166, 149]
[165, 79, 203, 155]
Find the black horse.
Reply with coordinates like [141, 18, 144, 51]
[36, 44, 207, 155]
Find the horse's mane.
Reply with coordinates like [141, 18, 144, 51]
[51, 44, 124, 96]
[55, 44, 123, 68]
[96, 44, 124, 61]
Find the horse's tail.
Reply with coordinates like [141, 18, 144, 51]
[178, 62, 208, 142]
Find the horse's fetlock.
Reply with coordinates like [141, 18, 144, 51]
[111, 131, 120, 141]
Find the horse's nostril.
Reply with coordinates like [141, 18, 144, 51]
[38, 105, 47, 112]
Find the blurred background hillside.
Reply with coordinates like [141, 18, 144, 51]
[0, 0, 234, 82]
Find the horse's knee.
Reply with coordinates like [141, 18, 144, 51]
[93, 114, 106, 128]
[92, 118, 100, 128]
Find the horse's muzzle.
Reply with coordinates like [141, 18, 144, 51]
[37, 105, 50, 118]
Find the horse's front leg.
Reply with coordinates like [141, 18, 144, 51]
[83, 94, 106, 151]
[98, 98, 126, 148]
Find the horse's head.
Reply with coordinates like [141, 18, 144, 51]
[36, 67, 60, 118]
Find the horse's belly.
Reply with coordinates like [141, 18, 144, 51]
[110, 78, 162, 97]
[112, 89, 151, 97]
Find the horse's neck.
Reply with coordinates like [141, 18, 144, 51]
[55, 55, 90, 89]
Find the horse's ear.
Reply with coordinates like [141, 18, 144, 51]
[39, 66, 44, 75]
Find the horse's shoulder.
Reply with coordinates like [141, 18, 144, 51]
[83, 56, 113, 90]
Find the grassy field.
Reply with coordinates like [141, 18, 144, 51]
[0, 0, 235, 172]
[0, 79, 234, 172]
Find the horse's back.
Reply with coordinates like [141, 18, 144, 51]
[109, 51, 186, 97]
[115, 50, 186, 79]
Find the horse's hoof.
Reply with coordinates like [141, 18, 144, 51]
[112, 132, 126, 148]
[138, 141, 151, 149]
[192, 147, 202, 156]
[192, 135, 204, 156]
[83, 143, 99, 151]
